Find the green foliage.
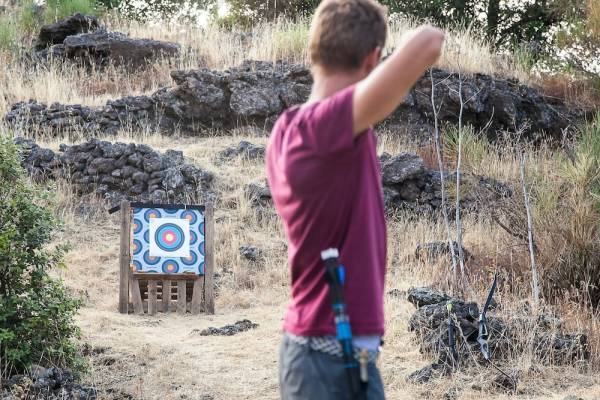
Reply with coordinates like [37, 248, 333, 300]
[443, 125, 489, 172]
[0, 137, 83, 374]
[221, 0, 319, 26]
[19, 1, 44, 34]
[528, 113, 600, 305]
[0, 14, 20, 52]
[117, 0, 213, 23]
[44, 0, 104, 22]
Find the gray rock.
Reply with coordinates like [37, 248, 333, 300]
[35, 13, 99, 50]
[163, 169, 185, 190]
[62, 30, 180, 68]
[381, 153, 425, 185]
[240, 245, 263, 263]
[217, 140, 266, 162]
[245, 181, 272, 207]
[407, 287, 453, 308]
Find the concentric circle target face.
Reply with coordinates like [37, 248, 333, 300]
[162, 260, 180, 273]
[131, 207, 205, 275]
[154, 223, 185, 252]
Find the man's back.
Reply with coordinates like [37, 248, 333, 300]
[269, 1, 444, 398]
[266, 85, 387, 337]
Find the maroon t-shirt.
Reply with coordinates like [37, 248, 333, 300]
[266, 85, 387, 336]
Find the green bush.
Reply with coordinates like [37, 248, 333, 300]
[45, 0, 104, 21]
[0, 15, 20, 52]
[0, 137, 83, 374]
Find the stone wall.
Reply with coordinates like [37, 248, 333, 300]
[6, 61, 591, 141]
[16, 138, 213, 207]
[245, 148, 510, 215]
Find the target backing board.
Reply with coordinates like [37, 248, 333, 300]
[130, 205, 205, 275]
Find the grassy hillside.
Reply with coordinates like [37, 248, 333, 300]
[1, 3, 600, 399]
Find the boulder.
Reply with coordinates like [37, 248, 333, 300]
[245, 181, 272, 207]
[381, 153, 425, 185]
[62, 30, 180, 68]
[240, 245, 264, 263]
[217, 140, 266, 163]
[35, 13, 99, 50]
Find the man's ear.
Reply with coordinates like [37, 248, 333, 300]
[363, 47, 382, 75]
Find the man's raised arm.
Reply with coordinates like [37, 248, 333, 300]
[353, 25, 445, 135]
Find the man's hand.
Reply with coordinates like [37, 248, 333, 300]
[353, 25, 445, 135]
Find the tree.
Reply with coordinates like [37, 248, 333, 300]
[224, 0, 319, 25]
[0, 138, 83, 374]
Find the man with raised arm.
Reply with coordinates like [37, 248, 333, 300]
[266, 1, 445, 398]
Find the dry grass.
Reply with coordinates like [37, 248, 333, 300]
[0, 15, 537, 118]
[29, 129, 597, 399]
[2, 9, 600, 400]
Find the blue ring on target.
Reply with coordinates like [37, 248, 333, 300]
[198, 240, 205, 256]
[143, 230, 150, 243]
[162, 260, 180, 273]
[132, 260, 143, 272]
[143, 251, 161, 265]
[144, 208, 161, 222]
[164, 208, 179, 215]
[181, 251, 198, 266]
[181, 210, 198, 225]
[132, 218, 143, 234]
[132, 239, 143, 255]
[154, 223, 185, 252]
[190, 230, 198, 245]
[198, 261, 205, 275]
[198, 222, 205, 235]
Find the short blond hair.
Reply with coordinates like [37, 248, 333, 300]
[309, 0, 387, 71]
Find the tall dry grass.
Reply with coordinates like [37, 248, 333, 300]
[0, 15, 537, 119]
[1, 7, 600, 399]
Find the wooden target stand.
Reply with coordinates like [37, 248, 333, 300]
[117, 200, 215, 315]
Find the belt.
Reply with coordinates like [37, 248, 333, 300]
[286, 333, 380, 364]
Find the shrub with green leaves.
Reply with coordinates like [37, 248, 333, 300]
[45, 0, 104, 21]
[0, 137, 83, 374]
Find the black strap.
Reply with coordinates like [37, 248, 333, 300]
[477, 271, 498, 360]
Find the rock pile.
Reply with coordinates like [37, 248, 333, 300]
[15, 138, 213, 207]
[6, 61, 590, 140]
[406, 287, 589, 384]
[217, 140, 266, 163]
[380, 152, 510, 214]
[2, 366, 97, 400]
[32, 13, 179, 68]
[243, 151, 510, 215]
[193, 319, 259, 336]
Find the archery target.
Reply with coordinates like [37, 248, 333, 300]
[131, 206, 205, 275]
[149, 218, 190, 258]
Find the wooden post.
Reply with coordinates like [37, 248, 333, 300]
[148, 281, 158, 315]
[119, 200, 131, 314]
[177, 281, 187, 314]
[204, 202, 215, 314]
[162, 280, 171, 313]
[191, 276, 204, 314]
[131, 276, 144, 315]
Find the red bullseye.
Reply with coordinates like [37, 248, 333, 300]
[162, 232, 176, 244]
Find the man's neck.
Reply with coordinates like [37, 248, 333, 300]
[309, 67, 364, 103]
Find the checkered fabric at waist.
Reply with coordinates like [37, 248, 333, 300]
[285, 333, 380, 364]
